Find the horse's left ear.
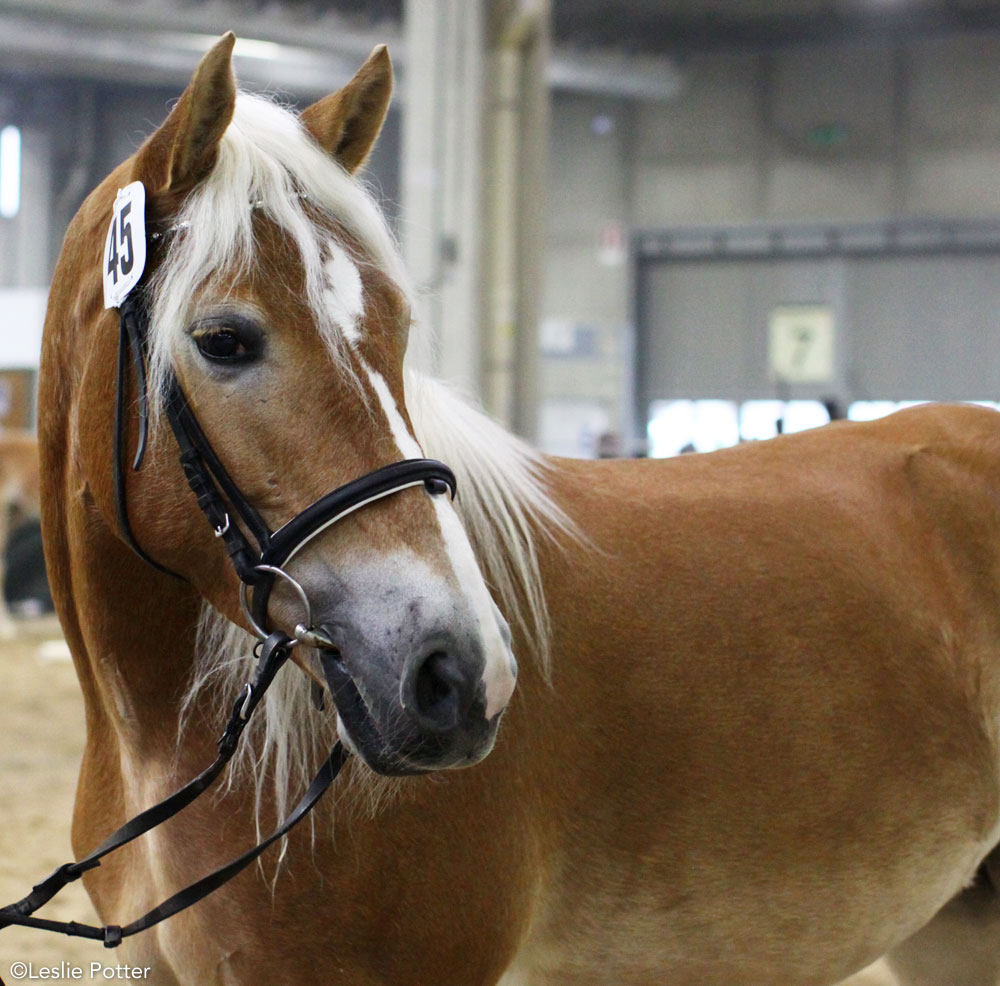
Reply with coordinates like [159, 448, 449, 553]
[133, 32, 237, 194]
[301, 46, 393, 173]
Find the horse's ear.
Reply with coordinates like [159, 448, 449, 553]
[133, 32, 237, 194]
[301, 46, 393, 173]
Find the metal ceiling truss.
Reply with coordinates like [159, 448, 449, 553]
[0, 0, 683, 102]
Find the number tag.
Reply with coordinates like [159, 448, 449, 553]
[102, 181, 147, 309]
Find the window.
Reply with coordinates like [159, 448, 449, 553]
[0, 125, 21, 219]
[648, 398, 1000, 458]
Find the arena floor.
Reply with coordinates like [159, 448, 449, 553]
[0, 615, 899, 985]
[0, 616, 98, 971]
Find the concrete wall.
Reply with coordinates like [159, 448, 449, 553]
[541, 32, 1000, 454]
[540, 92, 632, 454]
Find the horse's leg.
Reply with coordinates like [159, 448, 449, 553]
[885, 871, 1000, 986]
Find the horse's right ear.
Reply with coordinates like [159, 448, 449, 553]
[133, 32, 237, 194]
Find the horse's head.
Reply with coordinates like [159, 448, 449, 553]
[83, 35, 517, 775]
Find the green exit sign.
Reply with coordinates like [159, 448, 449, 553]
[806, 123, 849, 147]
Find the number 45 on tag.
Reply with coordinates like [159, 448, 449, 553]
[103, 181, 147, 310]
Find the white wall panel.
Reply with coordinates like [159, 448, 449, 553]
[636, 242, 1000, 422]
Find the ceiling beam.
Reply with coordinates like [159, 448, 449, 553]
[553, 4, 1000, 55]
[0, 0, 683, 101]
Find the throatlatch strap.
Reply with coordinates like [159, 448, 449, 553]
[113, 299, 178, 578]
[0, 632, 347, 947]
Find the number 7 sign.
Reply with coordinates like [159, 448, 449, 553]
[768, 304, 836, 384]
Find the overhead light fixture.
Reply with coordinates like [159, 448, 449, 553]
[0, 125, 20, 219]
[159, 32, 288, 62]
[232, 38, 285, 62]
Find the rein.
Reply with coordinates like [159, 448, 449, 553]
[0, 631, 345, 948]
[0, 190, 457, 947]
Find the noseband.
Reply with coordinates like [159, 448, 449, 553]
[0, 188, 457, 947]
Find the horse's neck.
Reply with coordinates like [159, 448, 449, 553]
[56, 497, 205, 758]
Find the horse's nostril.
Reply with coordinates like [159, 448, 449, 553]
[411, 650, 466, 733]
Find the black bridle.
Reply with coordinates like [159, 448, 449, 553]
[0, 630, 341, 948]
[113, 286, 456, 632]
[0, 213, 457, 947]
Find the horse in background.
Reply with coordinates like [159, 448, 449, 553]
[0, 429, 40, 637]
[33, 32, 1000, 986]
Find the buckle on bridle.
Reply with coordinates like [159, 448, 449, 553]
[238, 683, 254, 721]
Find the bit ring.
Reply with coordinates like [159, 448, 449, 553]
[239, 564, 312, 643]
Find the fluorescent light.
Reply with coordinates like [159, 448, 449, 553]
[0, 125, 20, 219]
[161, 32, 287, 61]
[233, 38, 284, 61]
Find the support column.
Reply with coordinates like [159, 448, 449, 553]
[400, 0, 486, 390]
[401, 0, 550, 439]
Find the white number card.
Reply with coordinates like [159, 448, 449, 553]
[102, 181, 147, 309]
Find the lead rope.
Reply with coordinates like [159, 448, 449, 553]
[0, 631, 346, 947]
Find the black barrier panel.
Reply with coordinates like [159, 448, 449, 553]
[4, 520, 53, 612]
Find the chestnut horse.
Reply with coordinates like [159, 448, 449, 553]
[35, 33, 1000, 986]
[0, 429, 40, 638]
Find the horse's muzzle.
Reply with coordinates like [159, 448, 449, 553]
[317, 629, 499, 776]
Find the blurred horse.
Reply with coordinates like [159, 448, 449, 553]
[36, 32, 1000, 986]
[0, 430, 40, 637]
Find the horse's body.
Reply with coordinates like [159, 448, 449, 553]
[0, 429, 41, 637]
[35, 33, 1000, 986]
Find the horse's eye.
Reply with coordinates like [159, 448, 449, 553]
[192, 326, 257, 363]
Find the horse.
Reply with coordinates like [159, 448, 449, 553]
[0, 429, 41, 638]
[35, 31, 1000, 986]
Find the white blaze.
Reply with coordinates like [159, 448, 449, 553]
[322, 239, 364, 344]
[364, 367, 517, 719]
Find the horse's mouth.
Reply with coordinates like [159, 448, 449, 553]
[318, 650, 431, 776]
[316, 638, 500, 777]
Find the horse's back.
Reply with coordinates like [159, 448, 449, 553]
[516, 403, 1000, 986]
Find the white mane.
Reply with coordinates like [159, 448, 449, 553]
[152, 92, 573, 821]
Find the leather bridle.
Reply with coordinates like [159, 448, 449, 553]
[0, 211, 457, 947]
[113, 284, 457, 635]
